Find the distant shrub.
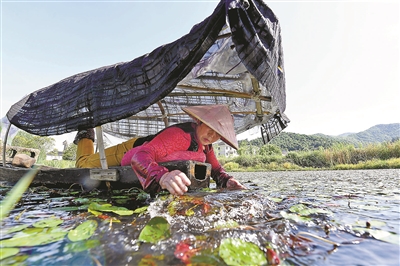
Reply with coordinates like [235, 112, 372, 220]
[39, 160, 75, 168]
[233, 155, 259, 167]
[258, 144, 282, 156]
[223, 162, 240, 171]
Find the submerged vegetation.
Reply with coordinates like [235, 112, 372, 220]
[1, 169, 399, 265]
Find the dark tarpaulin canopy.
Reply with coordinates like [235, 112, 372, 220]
[6, 0, 289, 144]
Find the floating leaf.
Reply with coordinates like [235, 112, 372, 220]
[13, 227, 44, 236]
[219, 238, 267, 266]
[132, 206, 148, 215]
[0, 247, 19, 260]
[280, 211, 311, 222]
[73, 198, 91, 204]
[213, 220, 239, 230]
[33, 217, 63, 228]
[138, 217, 171, 244]
[5, 224, 29, 234]
[269, 197, 283, 203]
[167, 201, 179, 216]
[289, 204, 332, 216]
[68, 220, 98, 242]
[185, 205, 197, 216]
[354, 220, 386, 228]
[0, 228, 67, 247]
[51, 205, 90, 212]
[353, 227, 399, 245]
[88, 202, 133, 216]
[64, 239, 101, 253]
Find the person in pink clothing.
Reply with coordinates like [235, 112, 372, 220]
[74, 104, 246, 195]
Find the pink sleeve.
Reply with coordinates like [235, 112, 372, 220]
[129, 127, 192, 192]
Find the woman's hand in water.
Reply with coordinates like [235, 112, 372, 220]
[160, 170, 191, 196]
[226, 178, 247, 190]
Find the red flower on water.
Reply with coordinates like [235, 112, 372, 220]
[267, 248, 280, 266]
[174, 241, 199, 264]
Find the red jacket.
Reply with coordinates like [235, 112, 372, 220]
[121, 122, 232, 192]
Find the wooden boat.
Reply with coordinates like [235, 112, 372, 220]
[1, 0, 289, 189]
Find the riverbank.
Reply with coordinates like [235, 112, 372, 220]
[220, 140, 400, 171]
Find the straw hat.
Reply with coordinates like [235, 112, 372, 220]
[182, 104, 238, 150]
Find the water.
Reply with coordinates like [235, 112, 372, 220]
[0, 169, 399, 265]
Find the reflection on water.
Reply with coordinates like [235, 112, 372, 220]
[0, 169, 399, 265]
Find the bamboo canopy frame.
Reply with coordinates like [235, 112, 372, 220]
[6, 0, 289, 147]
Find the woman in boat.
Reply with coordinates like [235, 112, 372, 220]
[74, 104, 246, 195]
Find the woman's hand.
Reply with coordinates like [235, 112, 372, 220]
[159, 170, 191, 196]
[226, 178, 247, 190]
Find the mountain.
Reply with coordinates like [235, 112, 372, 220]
[336, 123, 399, 143]
[244, 123, 399, 152]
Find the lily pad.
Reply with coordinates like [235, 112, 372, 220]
[0, 247, 19, 260]
[219, 238, 267, 266]
[353, 227, 399, 245]
[68, 220, 98, 242]
[33, 217, 63, 228]
[138, 216, 171, 244]
[167, 201, 179, 216]
[269, 197, 283, 203]
[0, 228, 67, 247]
[88, 202, 133, 216]
[280, 211, 311, 222]
[289, 204, 332, 216]
[5, 224, 29, 234]
[64, 239, 101, 253]
[132, 206, 148, 215]
[354, 220, 386, 228]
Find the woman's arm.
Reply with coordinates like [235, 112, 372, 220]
[130, 126, 192, 192]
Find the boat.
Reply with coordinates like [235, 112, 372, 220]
[1, 0, 289, 189]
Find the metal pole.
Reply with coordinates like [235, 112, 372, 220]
[95, 126, 108, 169]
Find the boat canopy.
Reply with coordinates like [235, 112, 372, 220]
[6, 0, 289, 144]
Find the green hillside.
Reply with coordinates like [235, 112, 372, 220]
[338, 123, 399, 143]
[243, 123, 399, 152]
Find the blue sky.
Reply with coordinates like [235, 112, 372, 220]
[1, 0, 399, 146]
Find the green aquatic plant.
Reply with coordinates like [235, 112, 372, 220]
[138, 216, 171, 244]
[219, 238, 267, 265]
[0, 167, 38, 221]
[33, 217, 63, 228]
[0, 247, 19, 261]
[0, 227, 67, 247]
[68, 220, 98, 242]
[88, 202, 134, 216]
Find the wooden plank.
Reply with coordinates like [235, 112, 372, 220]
[0, 165, 141, 190]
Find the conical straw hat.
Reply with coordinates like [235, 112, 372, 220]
[182, 104, 238, 150]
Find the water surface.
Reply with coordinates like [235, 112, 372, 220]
[0, 169, 398, 265]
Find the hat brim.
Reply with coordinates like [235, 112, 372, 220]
[182, 105, 239, 150]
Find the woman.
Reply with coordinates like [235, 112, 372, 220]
[74, 104, 246, 195]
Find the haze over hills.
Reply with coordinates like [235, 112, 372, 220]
[244, 123, 399, 152]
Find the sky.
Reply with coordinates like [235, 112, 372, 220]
[1, 0, 399, 148]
